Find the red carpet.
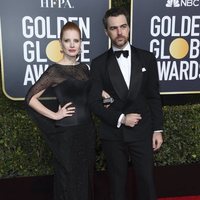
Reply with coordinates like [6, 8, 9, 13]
[159, 196, 200, 200]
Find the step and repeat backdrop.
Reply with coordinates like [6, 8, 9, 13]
[0, 0, 200, 100]
[132, 0, 200, 94]
[0, 0, 109, 100]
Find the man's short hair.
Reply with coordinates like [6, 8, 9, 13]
[103, 7, 130, 29]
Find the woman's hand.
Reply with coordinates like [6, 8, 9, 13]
[55, 102, 75, 120]
[102, 90, 110, 99]
[102, 90, 112, 108]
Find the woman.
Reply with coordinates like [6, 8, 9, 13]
[26, 22, 95, 200]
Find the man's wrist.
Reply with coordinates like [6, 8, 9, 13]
[153, 130, 163, 134]
[154, 130, 163, 133]
[121, 115, 126, 124]
[117, 114, 125, 128]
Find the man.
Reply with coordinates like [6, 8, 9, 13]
[89, 7, 163, 200]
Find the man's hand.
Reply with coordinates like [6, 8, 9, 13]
[122, 113, 142, 127]
[152, 132, 163, 151]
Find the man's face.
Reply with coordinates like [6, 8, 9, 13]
[105, 14, 130, 49]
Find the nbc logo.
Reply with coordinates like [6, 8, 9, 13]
[166, 0, 199, 7]
[166, 0, 180, 7]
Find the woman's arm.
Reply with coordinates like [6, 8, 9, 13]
[29, 89, 75, 120]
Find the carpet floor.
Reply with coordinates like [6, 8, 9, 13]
[159, 196, 200, 200]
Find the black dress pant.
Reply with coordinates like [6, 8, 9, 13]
[101, 136, 156, 200]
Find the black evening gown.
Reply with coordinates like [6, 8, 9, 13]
[25, 63, 95, 200]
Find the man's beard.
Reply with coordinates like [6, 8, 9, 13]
[113, 36, 128, 48]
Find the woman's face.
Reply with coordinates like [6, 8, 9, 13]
[60, 29, 81, 57]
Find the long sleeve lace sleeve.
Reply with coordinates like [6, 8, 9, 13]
[25, 66, 56, 104]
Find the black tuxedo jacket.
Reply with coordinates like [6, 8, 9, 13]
[89, 45, 163, 142]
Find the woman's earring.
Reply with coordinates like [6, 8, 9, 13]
[76, 49, 81, 61]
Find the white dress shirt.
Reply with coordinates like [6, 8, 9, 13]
[112, 43, 131, 128]
[113, 43, 131, 88]
[113, 43, 162, 133]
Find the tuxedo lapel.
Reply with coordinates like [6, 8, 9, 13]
[128, 47, 143, 100]
[107, 49, 128, 100]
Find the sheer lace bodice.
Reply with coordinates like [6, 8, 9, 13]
[26, 63, 90, 104]
[26, 63, 92, 127]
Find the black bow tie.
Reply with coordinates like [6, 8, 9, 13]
[114, 50, 129, 58]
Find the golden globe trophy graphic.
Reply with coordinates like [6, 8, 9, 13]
[169, 38, 189, 59]
[46, 40, 63, 62]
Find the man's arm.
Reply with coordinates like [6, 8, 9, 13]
[89, 59, 122, 126]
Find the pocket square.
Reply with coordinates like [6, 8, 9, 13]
[142, 67, 146, 72]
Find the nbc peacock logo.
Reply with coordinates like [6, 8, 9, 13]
[166, 0, 200, 7]
[166, 0, 180, 7]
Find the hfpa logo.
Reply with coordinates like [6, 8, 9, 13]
[40, 0, 74, 8]
[166, 0, 199, 7]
